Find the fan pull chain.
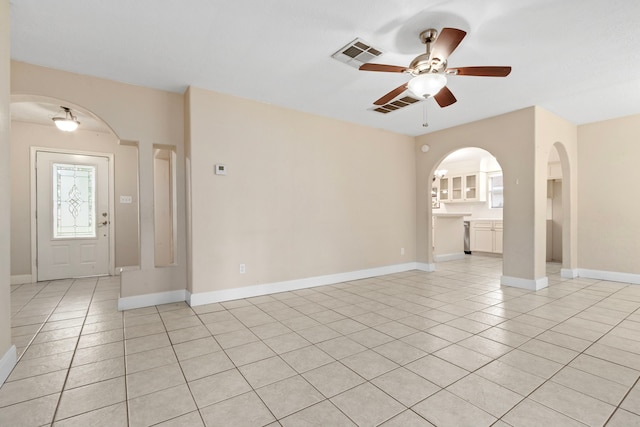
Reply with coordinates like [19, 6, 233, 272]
[422, 103, 429, 127]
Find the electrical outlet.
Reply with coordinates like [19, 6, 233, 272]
[400, 248, 405, 255]
[239, 264, 246, 274]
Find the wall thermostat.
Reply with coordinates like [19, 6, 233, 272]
[215, 164, 227, 175]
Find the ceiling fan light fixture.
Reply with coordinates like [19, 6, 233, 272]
[407, 73, 447, 99]
[52, 106, 80, 132]
[434, 169, 447, 179]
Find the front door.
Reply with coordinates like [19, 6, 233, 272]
[36, 151, 110, 281]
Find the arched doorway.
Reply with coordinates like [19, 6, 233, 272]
[548, 141, 577, 278]
[546, 145, 563, 264]
[10, 95, 141, 283]
[430, 147, 505, 263]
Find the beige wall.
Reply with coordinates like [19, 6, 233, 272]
[551, 180, 563, 262]
[186, 87, 416, 294]
[184, 89, 193, 292]
[11, 61, 187, 298]
[9, 121, 140, 275]
[578, 114, 640, 274]
[7, 56, 636, 311]
[534, 107, 578, 274]
[115, 141, 141, 268]
[1, 0, 14, 375]
[416, 108, 540, 281]
[416, 107, 578, 284]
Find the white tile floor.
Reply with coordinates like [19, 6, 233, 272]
[3, 256, 640, 426]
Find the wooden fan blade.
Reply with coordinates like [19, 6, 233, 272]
[446, 66, 512, 77]
[359, 63, 407, 73]
[430, 28, 467, 61]
[433, 86, 457, 108]
[374, 83, 408, 105]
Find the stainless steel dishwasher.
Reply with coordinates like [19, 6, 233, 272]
[464, 221, 471, 254]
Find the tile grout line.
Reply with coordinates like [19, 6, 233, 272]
[11, 280, 64, 365]
[154, 304, 209, 426]
[488, 279, 640, 426]
[48, 277, 103, 426]
[210, 300, 326, 425]
[237, 293, 416, 426]
[604, 375, 640, 425]
[18, 260, 635, 427]
[244, 282, 478, 425]
[193, 290, 403, 425]
[371, 269, 616, 424]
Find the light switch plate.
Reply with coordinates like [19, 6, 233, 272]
[215, 164, 227, 175]
[120, 195, 132, 204]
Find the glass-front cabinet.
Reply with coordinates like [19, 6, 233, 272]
[438, 177, 449, 201]
[465, 174, 477, 200]
[438, 172, 487, 203]
[451, 176, 463, 201]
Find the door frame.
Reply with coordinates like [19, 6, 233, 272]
[30, 147, 115, 282]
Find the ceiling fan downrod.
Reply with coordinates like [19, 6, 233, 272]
[423, 103, 429, 128]
[420, 28, 438, 57]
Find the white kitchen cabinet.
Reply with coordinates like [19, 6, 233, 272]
[440, 172, 486, 203]
[494, 225, 503, 253]
[439, 177, 449, 201]
[463, 173, 486, 202]
[471, 220, 503, 254]
[451, 176, 463, 201]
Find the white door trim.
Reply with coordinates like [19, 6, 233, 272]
[30, 147, 115, 282]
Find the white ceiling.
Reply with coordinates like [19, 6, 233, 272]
[9, 0, 640, 136]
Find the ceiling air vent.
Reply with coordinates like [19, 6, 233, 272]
[331, 38, 382, 69]
[370, 96, 422, 114]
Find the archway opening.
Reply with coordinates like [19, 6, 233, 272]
[430, 147, 504, 262]
[546, 144, 563, 263]
[9, 95, 141, 283]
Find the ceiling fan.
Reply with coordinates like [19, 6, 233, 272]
[360, 28, 511, 108]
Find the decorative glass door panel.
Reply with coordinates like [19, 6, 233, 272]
[52, 163, 96, 239]
[37, 151, 110, 281]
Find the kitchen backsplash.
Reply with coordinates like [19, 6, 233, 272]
[433, 201, 502, 219]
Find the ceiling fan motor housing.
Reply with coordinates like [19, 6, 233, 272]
[410, 28, 447, 76]
[409, 54, 447, 76]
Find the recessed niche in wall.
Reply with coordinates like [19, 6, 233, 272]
[153, 145, 177, 267]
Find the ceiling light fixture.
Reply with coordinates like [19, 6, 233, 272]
[52, 106, 80, 132]
[434, 169, 447, 180]
[407, 73, 447, 99]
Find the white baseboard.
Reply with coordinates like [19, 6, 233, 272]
[561, 268, 579, 279]
[188, 262, 419, 307]
[577, 269, 640, 285]
[106, 264, 640, 311]
[118, 290, 187, 311]
[416, 263, 436, 272]
[433, 253, 466, 262]
[10, 275, 33, 285]
[501, 275, 549, 291]
[0, 345, 16, 386]
[115, 266, 140, 276]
